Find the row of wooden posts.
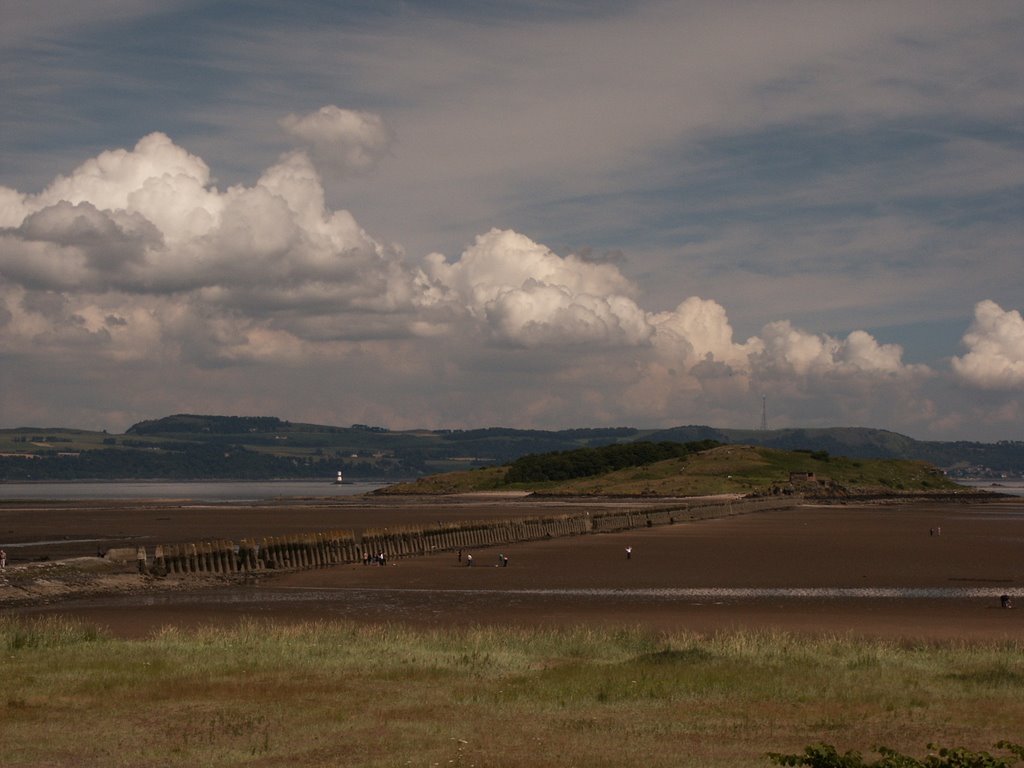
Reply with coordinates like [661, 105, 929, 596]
[143, 496, 794, 577]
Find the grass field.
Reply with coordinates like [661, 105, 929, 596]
[2, 617, 1021, 767]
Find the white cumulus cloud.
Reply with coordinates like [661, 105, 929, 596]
[754, 322, 925, 379]
[952, 300, 1024, 389]
[422, 228, 650, 347]
[649, 296, 761, 370]
[32, 132, 222, 244]
[0, 123, 964, 435]
[280, 105, 393, 176]
[0, 129, 423, 367]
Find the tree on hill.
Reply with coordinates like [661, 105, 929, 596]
[504, 440, 719, 483]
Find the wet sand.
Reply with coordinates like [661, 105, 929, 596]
[7, 496, 1024, 642]
[0, 494, 649, 561]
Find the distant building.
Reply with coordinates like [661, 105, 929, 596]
[789, 471, 816, 483]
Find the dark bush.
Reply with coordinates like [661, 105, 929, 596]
[767, 741, 1024, 768]
[504, 440, 719, 484]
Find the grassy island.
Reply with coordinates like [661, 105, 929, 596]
[378, 443, 967, 497]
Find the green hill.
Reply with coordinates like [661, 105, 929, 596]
[378, 443, 968, 498]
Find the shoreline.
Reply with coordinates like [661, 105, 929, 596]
[2, 495, 1022, 641]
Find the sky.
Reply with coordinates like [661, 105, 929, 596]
[1, 0, 1022, 441]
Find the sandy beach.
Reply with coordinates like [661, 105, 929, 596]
[3, 494, 1022, 642]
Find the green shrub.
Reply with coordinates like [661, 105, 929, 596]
[767, 741, 1024, 768]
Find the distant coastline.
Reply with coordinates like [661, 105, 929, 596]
[3, 415, 1024, 481]
[0, 479, 389, 502]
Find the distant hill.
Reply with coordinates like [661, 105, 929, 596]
[127, 414, 288, 434]
[0, 413, 1021, 480]
[646, 426, 1024, 477]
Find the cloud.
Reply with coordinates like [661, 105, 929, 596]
[31, 133, 220, 244]
[1, 123, 398, 296]
[952, 300, 1024, 389]
[649, 296, 759, 370]
[0, 128, 931, 392]
[753, 323, 926, 379]
[417, 228, 930, 418]
[8, 201, 161, 290]
[421, 228, 650, 347]
[0, 128, 446, 386]
[280, 106, 393, 176]
[0, 124, 1012, 438]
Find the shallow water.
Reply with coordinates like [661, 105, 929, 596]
[1, 537, 111, 549]
[96, 584, 1024, 610]
[0, 479, 387, 502]
[957, 479, 1024, 497]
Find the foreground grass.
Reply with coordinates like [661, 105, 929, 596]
[2, 618, 1022, 767]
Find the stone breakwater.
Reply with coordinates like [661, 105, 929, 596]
[129, 496, 796, 577]
[0, 557, 223, 607]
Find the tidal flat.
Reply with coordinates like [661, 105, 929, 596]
[2, 496, 1023, 766]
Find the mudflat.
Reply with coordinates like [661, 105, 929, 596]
[4, 495, 1023, 642]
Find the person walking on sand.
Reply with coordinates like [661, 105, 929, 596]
[0, 549, 5, 569]
[466, 553, 473, 567]
[625, 546, 632, 560]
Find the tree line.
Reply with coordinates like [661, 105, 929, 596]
[504, 439, 720, 483]
[0, 445, 411, 481]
